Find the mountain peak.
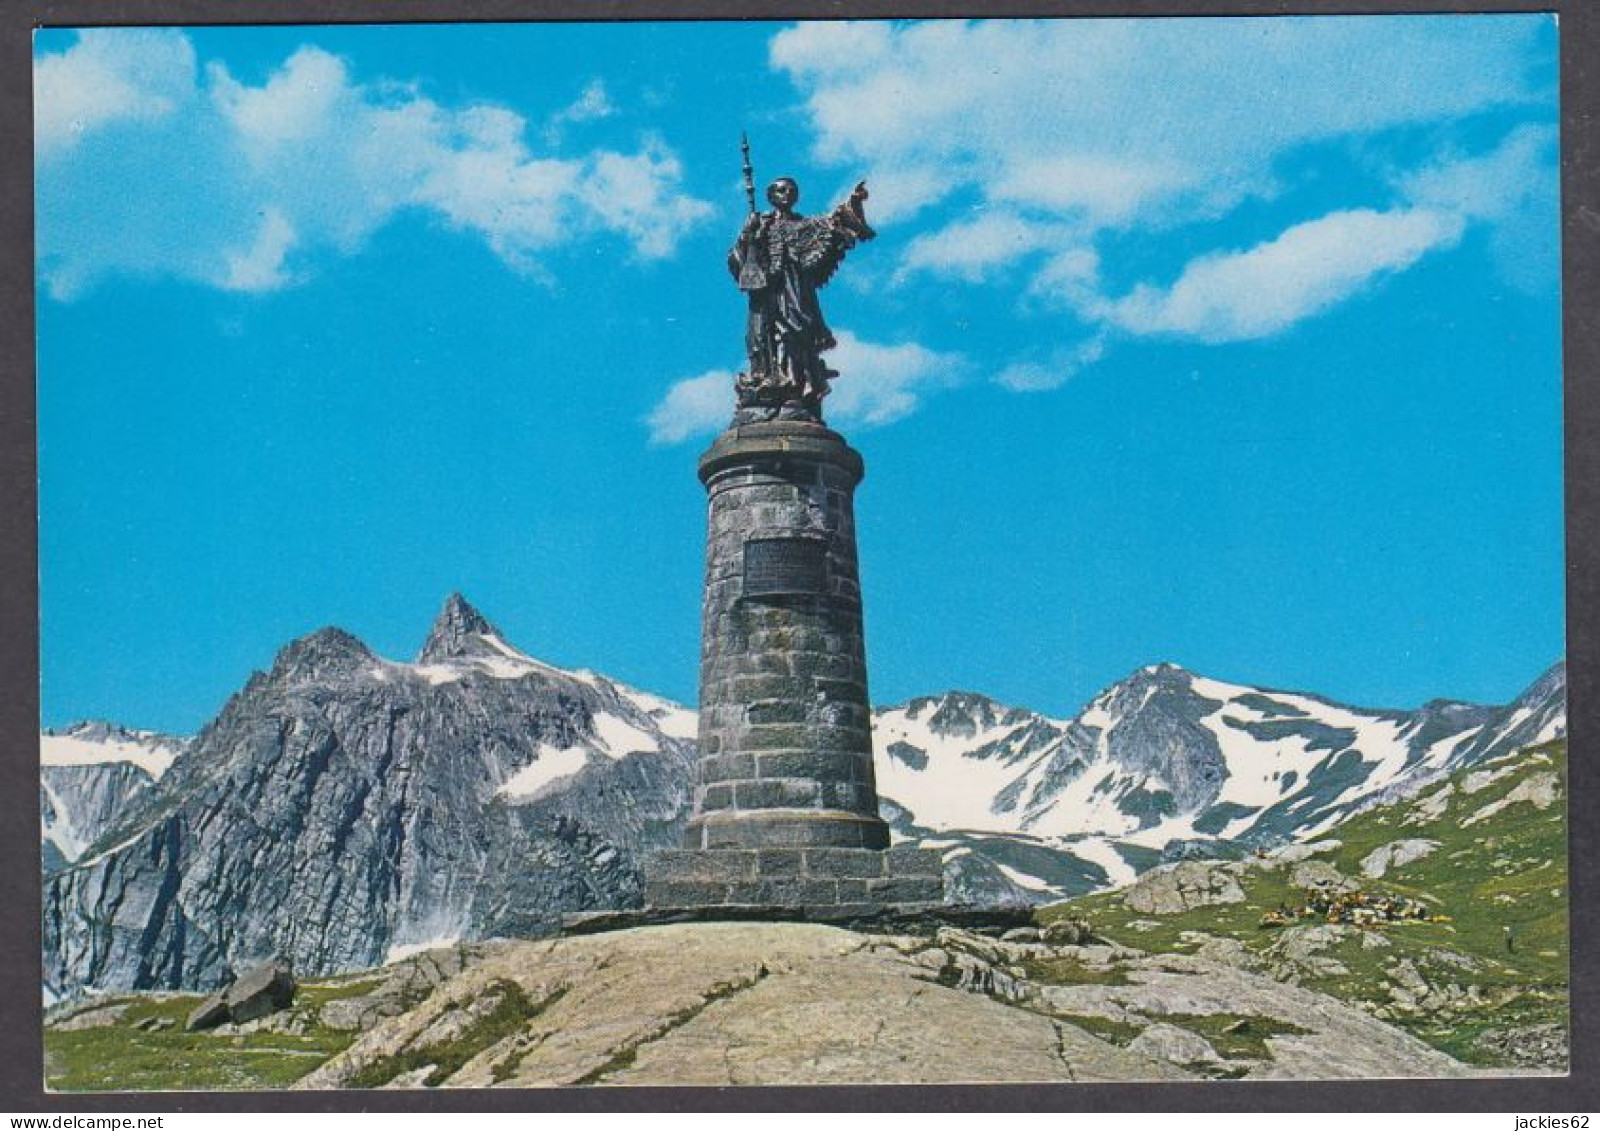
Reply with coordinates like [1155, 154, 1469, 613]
[269, 627, 376, 685]
[1110, 662, 1196, 696]
[1516, 660, 1566, 708]
[418, 593, 504, 663]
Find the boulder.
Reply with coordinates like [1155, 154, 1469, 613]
[185, 993, 230, 1032]
[1288, 860, 1357, 892]
[1127, 1022, 1223, 1067]
[186, 960, 296, 1031]
[1360, 839, 1439, 879]
[1269, 840, 1342, 865]
[225, 960, 296, 1024]
[1001, 927, 1042, 944]
[1123, 861, 1245, 915]
[1041, 917, 1092, 945]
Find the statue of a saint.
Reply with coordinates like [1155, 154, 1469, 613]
[727, 175, 875, 422]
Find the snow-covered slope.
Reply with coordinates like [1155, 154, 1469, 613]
[40, 723, 188, 875]
[874, 662, 1566, 900]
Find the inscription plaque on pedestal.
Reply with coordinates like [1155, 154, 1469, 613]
[744, 537, 827, 598]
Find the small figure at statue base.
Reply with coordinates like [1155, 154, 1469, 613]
[727, 174, 874, 426]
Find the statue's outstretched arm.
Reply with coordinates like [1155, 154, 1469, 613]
[831, 181, 875, 242]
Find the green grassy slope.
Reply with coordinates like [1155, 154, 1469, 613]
[44, 980, 374, 1092]
[1042, 740, 1568, 1068]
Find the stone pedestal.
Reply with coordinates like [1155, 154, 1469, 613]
[645, 846, 944, 912]
[644, 420, 944, 913]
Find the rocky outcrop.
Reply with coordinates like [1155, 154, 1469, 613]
[1360, 839, 1439, 879]
[1035, 949, 1470, 1081]
[1123, 861, 1246, 915]
[285, 921, 1472, 1087]
[1462, 771, 1561, 827]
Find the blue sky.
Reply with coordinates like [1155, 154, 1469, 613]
[36, 16, 1563, 734]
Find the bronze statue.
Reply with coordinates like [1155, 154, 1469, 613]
[728, 140, 874, 423]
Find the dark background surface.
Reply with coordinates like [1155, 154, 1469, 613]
[2, 0, 1594, 1112]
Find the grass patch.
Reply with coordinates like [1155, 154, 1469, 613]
[296, 978, 382, 1007]
[1056, 1013, 1142, 1047]
[1019, 955, 1132, 987]
[1392, 991, 1569, 1067]
[46, 993, 357, 1092]
[1160, 1013, 1309, 1061]
[345, 980, 557, 1089]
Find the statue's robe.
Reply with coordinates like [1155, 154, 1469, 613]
[728, 202, 873, 404]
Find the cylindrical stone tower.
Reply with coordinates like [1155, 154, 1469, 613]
[684, 421, 891, 851]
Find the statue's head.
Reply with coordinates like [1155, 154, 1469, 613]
[766, 177, 799, 211]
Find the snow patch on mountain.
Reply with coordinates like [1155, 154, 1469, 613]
[40, 724, 189, 875]
[498, 744, 592, 800]
[1063, 837, 1139, 887]
[873, 694, 1058, 830]
[592, 713, 661, 757]
[41, 727, 181, 778]
[872, 662, 1566, 862]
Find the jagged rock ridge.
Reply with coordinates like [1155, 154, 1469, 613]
[42, 595, 697, 1001]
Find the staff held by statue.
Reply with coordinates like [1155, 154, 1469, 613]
[740, 132, 757, 217]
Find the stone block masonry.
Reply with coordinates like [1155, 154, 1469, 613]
[640, 419, 945, 914]
[684, 421, 891, 854]
[646, 846, 944, 912]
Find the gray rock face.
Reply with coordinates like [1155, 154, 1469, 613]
[40, 723, 187, 876]
[1360, 839, 1440, 879]
[43, 595, 697, 1001]
[1087, 665, 1228, 813]
[1123, 861, 1247, 915]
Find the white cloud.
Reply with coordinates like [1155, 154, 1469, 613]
[34, 29, 196, 155]
[210, 47, 345, 152]
[1099, 207, 1464, 344]
[772, 17, 1546, 234]
[577, 141, 712, 259]
[647, 331, 966, 443]
[770, 19, 1554, 366]
[896, 211, 1077, 284]
[996, 335, 1106, 392]
[542, 79, 618, 147]
[991, 154, 1191, 226]
[222, 208, 297, 292]
[647, 369, 734, 445]
[825, 331, 966, 425]
[1399, 124, 1559, 293]
[548, 80, 615, 129]
[1068, 125, 1557, 346]
[36, 33, 713, 299]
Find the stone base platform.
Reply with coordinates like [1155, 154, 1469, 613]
[559, 901, 1038, 938]
[642, 845, 944, 911]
